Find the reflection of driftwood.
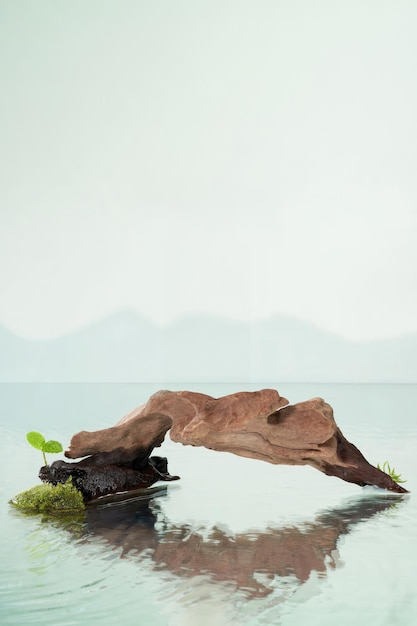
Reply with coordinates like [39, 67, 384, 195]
[84, 491, 404, 598]
[63, 389, 408, 497]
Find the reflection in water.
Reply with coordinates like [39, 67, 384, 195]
[82, 489, 404, 600]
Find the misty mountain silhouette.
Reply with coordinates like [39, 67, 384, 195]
[1, 312, 416, 382]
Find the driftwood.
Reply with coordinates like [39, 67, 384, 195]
[55, 389, 409, 500]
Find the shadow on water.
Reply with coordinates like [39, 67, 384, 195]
[76, 488, 407, 599]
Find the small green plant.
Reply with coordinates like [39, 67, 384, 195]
[377, 460, 407, 484]
[26, 431, 63, 466]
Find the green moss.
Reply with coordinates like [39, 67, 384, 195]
[10, 479, 85, 515]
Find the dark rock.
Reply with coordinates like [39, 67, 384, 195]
[39, 455, 179, 501]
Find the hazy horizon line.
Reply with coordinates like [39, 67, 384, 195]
[1, 309, 415, 344]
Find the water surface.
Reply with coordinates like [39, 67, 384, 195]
[1, 383, 416, 625]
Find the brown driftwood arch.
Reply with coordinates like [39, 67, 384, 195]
[40, 389, 408, 500]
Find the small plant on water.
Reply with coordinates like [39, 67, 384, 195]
[10, 432, 85, 516]
[26, 431, 63, 466]
[377, 460, 406, 484]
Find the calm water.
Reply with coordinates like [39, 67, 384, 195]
[1, 383, 416, 626]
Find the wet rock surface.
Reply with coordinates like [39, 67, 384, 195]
[39, 455, 179, 501]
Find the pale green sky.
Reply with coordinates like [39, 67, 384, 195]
[1, 0, 417, 340]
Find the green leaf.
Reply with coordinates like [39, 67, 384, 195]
[26, 431, 46, 451]
[43, 440, 63, 454]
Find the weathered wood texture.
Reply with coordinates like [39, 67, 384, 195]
[64, 389, 408, 495]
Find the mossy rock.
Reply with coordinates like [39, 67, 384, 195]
[10, 479, 85, 516]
